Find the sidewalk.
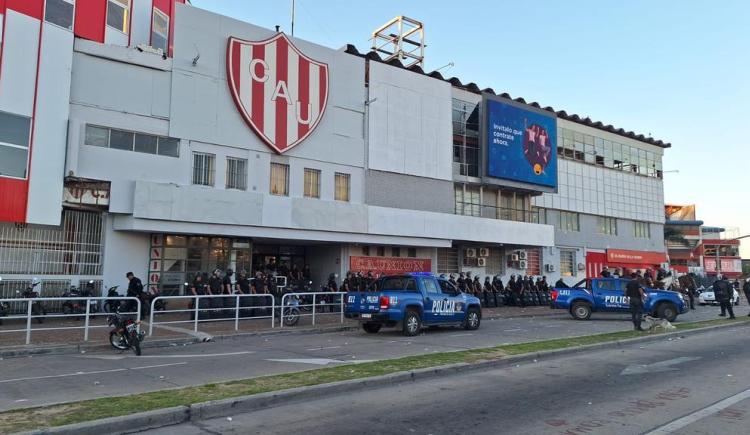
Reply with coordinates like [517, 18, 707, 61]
[0, 305, 558, 352]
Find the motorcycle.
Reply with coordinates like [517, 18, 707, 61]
[23, 280, 46, 323]
[103, 285, 122, 313]
[275, 291, 300, 326]
[108, 308, 145, 356]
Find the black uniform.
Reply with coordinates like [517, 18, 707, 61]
[126, 277, 144, 313]
[625, 279, 645, 331]
[743, 280, 750, 308]
[208, 275, 223, 316]
[714, 278, 735, 319]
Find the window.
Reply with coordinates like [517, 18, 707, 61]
[270, 163, 289, 196]
[362, 246, 370, 256]
[45, 0, 74, 30]
[151, 8, 169, 53]
[84, 125, 179, 157]
[391, 247, 401, 257]
[334, 173, 350, 201]
[0, 111, 31, 179]
[376, 246, 385, 257]
[559, 211, 580, 232]
[107, 0, 129, 33]
[226, 158, 248, 190]
[423, 278, 440, 295]
[303, 168, 321, 198]
[407, 248, 417, 258]
[452, 98, 480, 177]
[455, 185, 480, 217]
[634, 221, 650, 238]
[560, 249, 576, 277]
[597, 216, 618, 235]
[192, 152, 215, 186]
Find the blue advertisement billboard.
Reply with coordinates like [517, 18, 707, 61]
[486, 98, 557, 188]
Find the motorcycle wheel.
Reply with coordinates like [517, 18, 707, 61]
[109, 331, 129, 350]
[283, 307, 300, 326]
[131, 334, 142, 356]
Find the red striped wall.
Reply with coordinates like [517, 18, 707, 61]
[0, 176, 28, 222]
[74, 0, 106, 43]
[6, 0, 43, 19]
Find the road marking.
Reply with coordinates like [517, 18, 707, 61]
[503, 328, 523, 332]
[0, 368, 127, 384]
[645, 386, 750, 434]
[129, 362, 187, 370]
[448, 333, 474, 337]
[81, 351, 254, 360]
[306, 346, 342, 351]
[620, 357, 701, 375]
[266, 358, 348, 365]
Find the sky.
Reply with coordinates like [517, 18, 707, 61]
[191, 0, 750, 256]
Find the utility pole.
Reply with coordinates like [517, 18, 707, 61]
[291, 0, 295, 36]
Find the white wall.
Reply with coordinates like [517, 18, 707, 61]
[130, 0, 154, 48]
[368, 61, 453, 181]
[0, 10, 38, 117]
[26, 23, 75, 225]
[102, 215, 151, 294]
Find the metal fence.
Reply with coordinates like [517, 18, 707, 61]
[148, 294, 276, 336]
[279, 292, 346, 328]
[0, 296, 140, 345]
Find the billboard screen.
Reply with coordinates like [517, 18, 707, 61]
[485, 98, 557, 187]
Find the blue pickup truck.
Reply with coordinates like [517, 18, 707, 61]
[344, 273, 482, 336]
[551, 277, 688, 322]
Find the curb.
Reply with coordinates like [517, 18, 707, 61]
[0, 310, 557, 359]
[16, 320, 749, 435]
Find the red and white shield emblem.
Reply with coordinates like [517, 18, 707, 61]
[227, 33, 329, 154]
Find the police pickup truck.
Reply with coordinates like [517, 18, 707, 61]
[344, 273, 482, 336]
[551, 277, 688, 322]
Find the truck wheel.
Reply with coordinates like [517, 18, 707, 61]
[657, 303, 678, 322]
[570, 302, 592, 320]
[362, 323, 382, 334]
[402, 310, 421, 337]
[464, 307, 481, 330]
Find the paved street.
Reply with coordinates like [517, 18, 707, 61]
[0, 305, 730, 412]
[148, 322, 750, 435]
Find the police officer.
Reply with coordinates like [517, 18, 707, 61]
[190, 273, 208, 320]
[236, 270, 252, 318]
[208, 269, 223, 318]
[625, 272, 646, 331]
[743, 278, 750, 316]
[715, 274, 736, 319]
[125, 272, 144, 316]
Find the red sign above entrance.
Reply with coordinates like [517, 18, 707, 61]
[227, 33, 329, 154]
[349, 256, 432, 276]
[607, 249, 666, 265]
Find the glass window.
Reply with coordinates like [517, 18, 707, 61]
[423, 278, 440, 295]
[157, 137, 180, 157]
[452, 99, 480, 177]
[0, 146, 28, 178]
[455, 185, 481, 217]
[560, 249, 575, 277]
[597, 216, 618, 235]
[634, 221, 650, 238]
[226, 157, 248, 190]
[45, 0, 74, 30]
[391, 247, 401, 257]
[0, 111, 31, 147]
[270, 163, 289, 196]
[334, 172, 350, 201]
[151, 8, 169, 53]
[559, 211, 580, 232]
[107, 0, 129, 33]
[134, 133, 157, 154]
[109, 129, 134, 151]
[303, 168, 321, 198]
[85, 126, 109, 147]
[362, 246, 370, 256]
[407, 247, 417, 258]
[376, 246, 385, 257]
[192, 152, 215, 186]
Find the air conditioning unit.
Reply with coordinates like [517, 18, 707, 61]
[479, 247, 490, 257]
[510, 254, 520, 262]
[518, 260, 528, 269]
[518, 251, 528, 260]
[477, 258, 487, 267]
[465, 248, 476, 258]
[577, 263, 586, 271]
[546, 264, 556, 272]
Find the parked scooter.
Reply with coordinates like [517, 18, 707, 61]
[275, 290, 300, 326]
[23, 279, 46, 323]
[61, 285, 86, 318]
[108, 307, 145, 356]
[103, 285, 122, 313]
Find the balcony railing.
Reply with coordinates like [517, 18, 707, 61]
[454, 202, 540, 224]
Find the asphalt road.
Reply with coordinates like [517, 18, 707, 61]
[0, 306, 731, 412]
[149, 323, 750, 435]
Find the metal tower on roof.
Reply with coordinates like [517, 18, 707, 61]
[371, 16, 425, 68]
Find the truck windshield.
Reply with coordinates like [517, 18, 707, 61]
[377, 277, 419, 292]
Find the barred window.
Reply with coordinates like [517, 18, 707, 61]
[634, 221, 650, 238]
[304, 168, 321, 198]
[270, 163, 289, 196]
[192, 152, 215, 186]
[226, 157, 247, 190]
[597, 216, 618, 235]
[560, 249, 576, 277]
[560, 211, 580, 232]
[334, 172, 350, 201]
